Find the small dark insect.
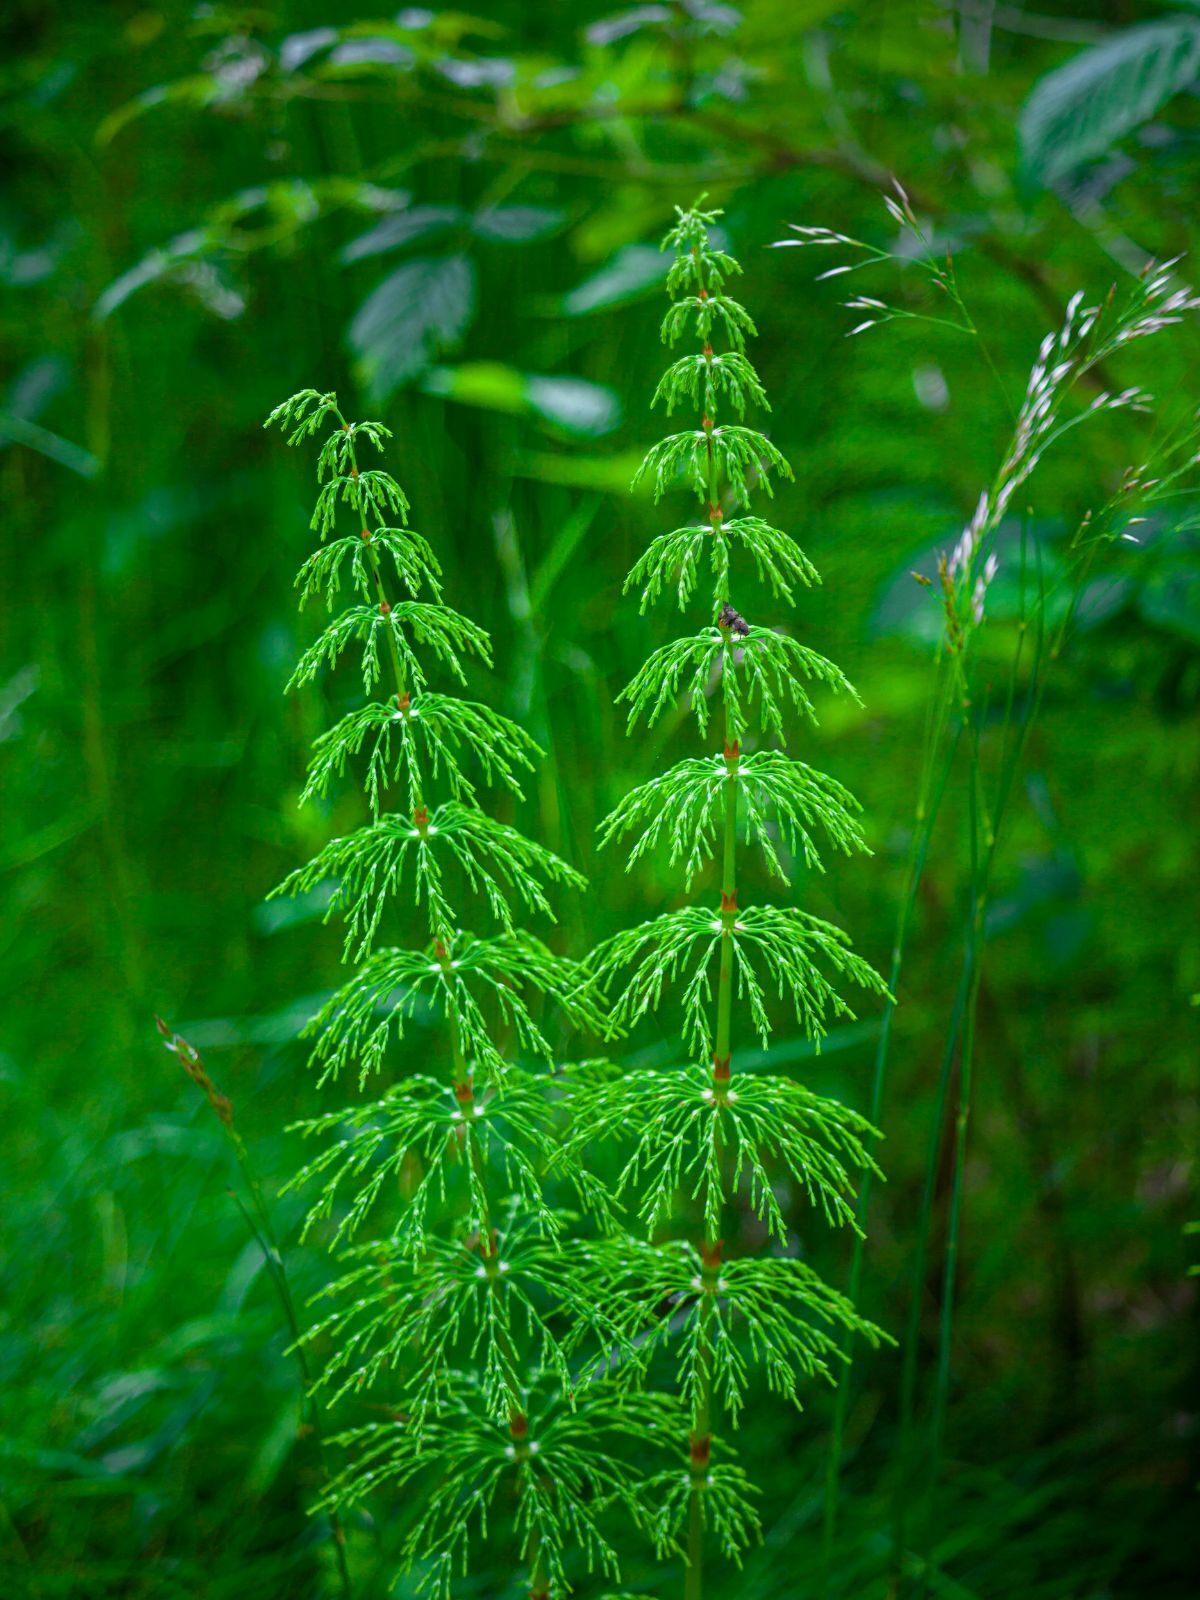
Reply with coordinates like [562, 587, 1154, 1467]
[718, 601, 751, 637]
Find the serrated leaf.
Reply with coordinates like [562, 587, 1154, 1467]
[585, 6, 672, 46]
[279, 27, 338, 71]
[341, 205, 464, 263]
[347, 254, 476, 401]
[1020, 18, 1200, 189]
[562, 244, 667, 315]
[1139, 562, 1200, 643]
[422, 364, 621, 436]
[526, 376, 620, 436]
[471, 205, 564, 242]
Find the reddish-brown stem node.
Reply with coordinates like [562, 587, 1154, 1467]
[397, 691, 410, 711]
[379, 599, 391, 616]
[712, 1054, 731, 1082]
[509, 1411, 529, 1440]
[453, 1079, 474, 1106]
[360, 527, 371, 542]
[700, 1238, 724, 1269]
[689, 1432, 712, 1467]
[701, 414, 714, 431]
[719, 889, 738, 915]
[708, 501, 723, 525]
[723, 738, 740, 762]
[349, 465, 359, 478]
[413, 805, 429, 830]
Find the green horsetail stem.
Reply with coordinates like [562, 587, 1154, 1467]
[583, 201, 891, 1598]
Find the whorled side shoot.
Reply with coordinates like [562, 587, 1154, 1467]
[578, 204, 891, 1596]
[266, 390, 658, 1600]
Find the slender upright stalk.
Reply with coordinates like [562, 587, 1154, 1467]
[155, 1019, 353, 1600]
[821, 692, 960, 1583]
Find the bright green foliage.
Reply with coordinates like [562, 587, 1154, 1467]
[594, 904, 885, 1058]
[300, 1215, 621, 1416]
[286, 598, 490, 695]
[594, 1240, 887, 1426]
[317, 1387, 677, 1600]
[266, 390, 664, 1598]
[303, 932, 603, 1087]
[302, 696, 539, 815]
[273, 802, 585, 957]
[584, 204, 891, 1586]
[618, 620, 856, 739]
[565, 1061, 881, 1243]
[601, 751, 866, 885]
[627, 514, 818, 613]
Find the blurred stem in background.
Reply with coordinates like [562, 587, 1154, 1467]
[155, 1018, 352, 1600]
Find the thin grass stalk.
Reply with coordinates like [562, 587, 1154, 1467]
[889, 954, 969, 1591]
[156, 1020, 353, 1599]
[820, 691, 961, 1586]
[914, 549, 1049, 1595]
[919, 734, 983, 1596]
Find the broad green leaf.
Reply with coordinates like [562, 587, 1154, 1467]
[347, 254, 476, 400]
[341, 205, 464, 263]
[586, 6, 673, 47]
[561, 243, 667, 315]
[471, 205, 564, 242]
[95, 76, 223, 145]
[421, 361, 528, 414]
[1020, 18, 1200, 189]
[0, 411, 99, 478]
[423, 364, 621, 435]
[279, 27, 338, 71]
[329, 37, 415, 69]
[511, 448, 647, 491]
[525, 376, 620, 435]
[1138, 562, 1200, 643]
[93, 228, 209, 320]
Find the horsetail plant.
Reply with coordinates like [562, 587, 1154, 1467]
[265, 390, 670, 1600]
[574, 203, 891, 1596]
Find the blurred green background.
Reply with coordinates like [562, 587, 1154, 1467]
[2, 3, 1198, 1597]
